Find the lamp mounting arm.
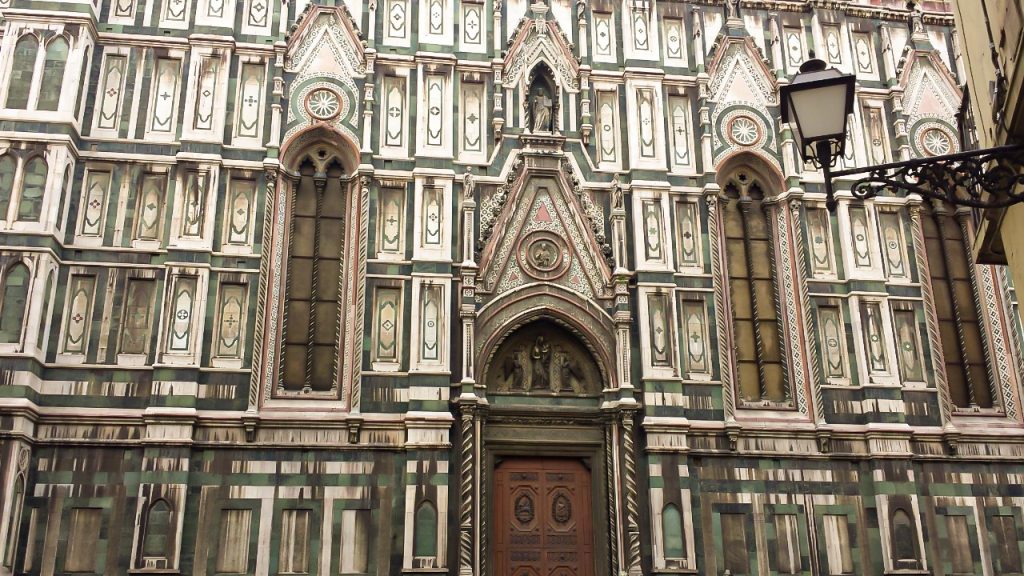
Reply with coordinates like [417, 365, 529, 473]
[821, 144, 1024, 211]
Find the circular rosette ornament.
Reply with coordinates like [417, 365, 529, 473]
[517, 230, 571, 281]
[306, 88, 341, 121]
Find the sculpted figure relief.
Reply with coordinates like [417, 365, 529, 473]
[487, 321, 601, 395]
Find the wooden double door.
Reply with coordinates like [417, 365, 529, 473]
[494, 458, 594, 576]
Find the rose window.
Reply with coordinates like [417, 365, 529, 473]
[306, 88, 340, 120]
[920, 127, 953, 157]
[729, 115, 760, 146]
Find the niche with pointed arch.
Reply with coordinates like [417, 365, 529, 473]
[485, 320, 601, 395]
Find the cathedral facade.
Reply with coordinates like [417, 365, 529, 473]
[1, 0, 1023, 574]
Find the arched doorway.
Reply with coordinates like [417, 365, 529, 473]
[481, 318, 613, 576]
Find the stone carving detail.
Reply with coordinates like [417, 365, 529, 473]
[515, 494, 534, 524]
[551, 493, 572, 524]
[487, 321, 600, 395]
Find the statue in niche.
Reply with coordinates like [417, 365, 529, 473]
[531, 86, 553, 132]
[530, 336, 552, 390]
[526, 63, 558, 133]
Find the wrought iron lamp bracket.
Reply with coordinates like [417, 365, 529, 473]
[821, 143, 1024, 212]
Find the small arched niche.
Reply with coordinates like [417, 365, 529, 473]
[525, 62, 558, 133]
[485, 320, 601, 395]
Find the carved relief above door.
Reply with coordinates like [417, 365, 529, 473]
[485, 320, 602, 395]
[495, 458, 594, 576]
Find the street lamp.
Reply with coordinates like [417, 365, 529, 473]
[781, 57, 1024, 212]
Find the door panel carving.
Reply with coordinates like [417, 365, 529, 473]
[495, 459, 594, 576]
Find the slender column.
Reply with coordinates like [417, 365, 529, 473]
[790, 200, 826, 425]
[248, 167, 278, 412]
[955, 208, 999, 406]
[737, 195, 768, 402]
[604, 419, 620, 576]
[458, 405, 475, 576]
[763, 200, 789, 403]
[304, 174, 327, 394]
[705, 186, 736, 422]
[908, 204, 956, 432]
[621, 409, 642, 576]
[932, 204, 977, 408]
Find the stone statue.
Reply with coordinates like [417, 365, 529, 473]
[611, 176, 623, 210]
[726, 0, 740, 21]
[503, 351, 525, 390]
[559, 353, 584, 392]
[530, 336, 551, 390]
[576, 0, 586, 22]
[532, 86, 553, 132]
[463, 167, 475, 201]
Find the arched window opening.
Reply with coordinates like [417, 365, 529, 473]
[723, 174, 787, 405]
[2, 476, 24, 568]
[7, 35, 38, 110]
[0, 263, 30, 343]
[36, 269, 53, 350]
[921, 203, 994, 409]
[37, 36, 68, 111]
[279, 154, 348, 394]
[18, 157, 48, 222]
[413, 501, 437, 559]
[142, 499, 172, 560]
[891, 508, 920, 568]
[0, 156, 16, 219]
[662, 503, 685, 560]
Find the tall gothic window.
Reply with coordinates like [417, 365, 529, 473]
[38, 37, 68, 111]
[17, 157, 47, 222]
[6, 35, 38, 110]
[0, 262, 30, 343]
[279, 154, 349, 394]
[723, 175, 788, 405]
[0, 156, 15, 219]
[922, 203, 995, 409]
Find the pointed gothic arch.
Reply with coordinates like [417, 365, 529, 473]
[258, 127, 365, 403]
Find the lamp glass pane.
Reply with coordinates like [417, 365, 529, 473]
[788, 84, 848, 140]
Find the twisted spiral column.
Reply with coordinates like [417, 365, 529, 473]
[249, 168, 277, 409]
[790, 199, 825, 422]
[605, 419, 620, 575]
[458, 406, 474, 575]
[621, 410, 642, 575]
[705, 190, 736, 420]
[909, 205, 955, 424]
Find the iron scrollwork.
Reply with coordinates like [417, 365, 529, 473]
[823, 144, 1024, 211]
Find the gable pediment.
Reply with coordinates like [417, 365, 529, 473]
[286, 6, 365, 78]
[707, 37, 777, 107]
[504, 5, 580, 91]
[899, 52, 962, 124]
[478, 161, 612, 302]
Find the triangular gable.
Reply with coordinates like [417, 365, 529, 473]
[706, 37, 777, 107]
[479, 170, 612, 302]
[503, 7, 580, 92]
[286, 6, 365, 79]
[899, 51, 962, 124]
[283, 6, 366, 145]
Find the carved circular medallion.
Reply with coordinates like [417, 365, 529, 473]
[515, 494, 535, 524]
[551, 494, 572, 524]
[919, 126, 954, 157]
[517, 230, 571, 281]
[306, 88, 341, 121]
[728, 115, 761, 146]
